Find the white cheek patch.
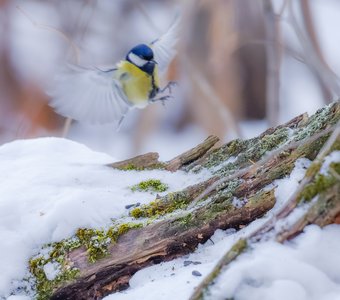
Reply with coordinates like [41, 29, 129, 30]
[128, 52, 148, 67]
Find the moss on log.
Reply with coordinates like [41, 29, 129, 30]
[26, 102, 339, 300]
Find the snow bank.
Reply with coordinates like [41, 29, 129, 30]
[104, 224, 340, 300]
[104, 158, 340, 300]
[208, 225, 340, 300]
[0, 137, 203, 297]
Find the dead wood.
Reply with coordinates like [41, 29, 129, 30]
[50, 102, 339, 300]
[107, 135, 220, 172]
[189, 122, 340, 300]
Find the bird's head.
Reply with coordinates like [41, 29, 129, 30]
[126, 44, 156, 74]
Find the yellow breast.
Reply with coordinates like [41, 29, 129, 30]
[115, 61, 159, 108]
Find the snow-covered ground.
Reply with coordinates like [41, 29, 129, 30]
[103, 157, 340, 300]
[104, 225, 340, 300]
[0, 137, 339, 300]
[0, 137, 205, 298]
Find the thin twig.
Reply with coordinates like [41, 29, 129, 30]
[288, 0, 340, 102]
[16, 4, 84, 138]
[16, 5, 80, 62]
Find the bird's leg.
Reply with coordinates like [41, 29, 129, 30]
[149, 95, 173, 104]
[151, 81, 177, 106]
[160, 81, 177, 94]
[149, 81, 177, 106]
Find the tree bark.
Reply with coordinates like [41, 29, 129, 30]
[49, 102, 339, 300]
[189, 123, 340, 300]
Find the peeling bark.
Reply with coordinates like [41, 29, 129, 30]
[49, 102, 339, 300]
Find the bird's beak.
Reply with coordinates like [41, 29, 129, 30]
[152, 59, 157, 64]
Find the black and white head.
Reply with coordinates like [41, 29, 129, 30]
[126, 44, 156, 75]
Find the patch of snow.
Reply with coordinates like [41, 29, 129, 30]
[211, 155, 238, 173]
[43, 262, 60, 281]
[0, 137, 204, 297]
[231, 197, 246, 209]
[272, 158, 311, 212]
[320, 151, 340, 175]
[206, 225, 340, 300]
[274, 201, 312, 233]
[6, 296, 31, 300]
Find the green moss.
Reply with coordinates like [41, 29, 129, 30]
[130, 192, 188, 219]
[131, 179, 168, 193]
[76, 228, 111, 263]
[130, 207, 144, 218]
[246, 189, 275, 207]
[330, 139, 340, 152]
[241, 128, 289, 162]
[117, 223, 142, 236]
[215, 128, 289, 177]
[214, 179, 242, 200]
[330, 162, 340, 173]
[177, 213, 193, 228]
[75, 223, 143, 263]
[298, 148, 340, 203]
[28, 222, 142, 299]
[29, 247, 79, 300]
[293, 103, 338, 141]
[305, 162, 322, 178]
[120, 163, 144, 171]
[298, 174, 338, 203]
[202, 139, 248, 170]
[117, 163, 166, 171]
[227, 139, 246, 156]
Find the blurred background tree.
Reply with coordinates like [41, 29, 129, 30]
[0, 0, 339, 159]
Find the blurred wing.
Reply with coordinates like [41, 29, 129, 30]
[150, 15, 180, 74]
[49, 64, 130, 125]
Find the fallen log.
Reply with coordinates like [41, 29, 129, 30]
[29, 101, 339, 300]
[189, 122, 340, 300]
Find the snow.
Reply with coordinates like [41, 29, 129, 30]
[207, 225, 340, 300]
[42, 262, 60, 281]
[320, 151, 340, 175]
[104, 157, 340, 300]
[272, 158, 311, 212]
[0, 138, 339, 299]
[104, 224, 340, 300]
[0, 137, 204, 297]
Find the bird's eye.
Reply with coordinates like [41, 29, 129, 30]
[141, 54, 153, 61]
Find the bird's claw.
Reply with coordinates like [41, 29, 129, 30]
[149, 82, 176, 107]
[149, 95, 173, 104]
[160, 81, 177, 94]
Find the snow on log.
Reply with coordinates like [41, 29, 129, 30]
[25, 101, 339, 300]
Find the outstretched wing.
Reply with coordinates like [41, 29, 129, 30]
[49, 64, 131, 125]
[150, 15, 180, 74]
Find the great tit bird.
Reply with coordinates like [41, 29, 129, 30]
[49, 18, 179, 127]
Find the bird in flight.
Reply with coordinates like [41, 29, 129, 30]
[49, 17, 179, 128]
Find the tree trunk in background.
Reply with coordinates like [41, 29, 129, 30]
[233, 0, 267, 120]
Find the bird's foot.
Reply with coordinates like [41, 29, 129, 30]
[149, 95, 173, 107]
[149, 95, 173, 103]
[160, 81, 177, 94]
